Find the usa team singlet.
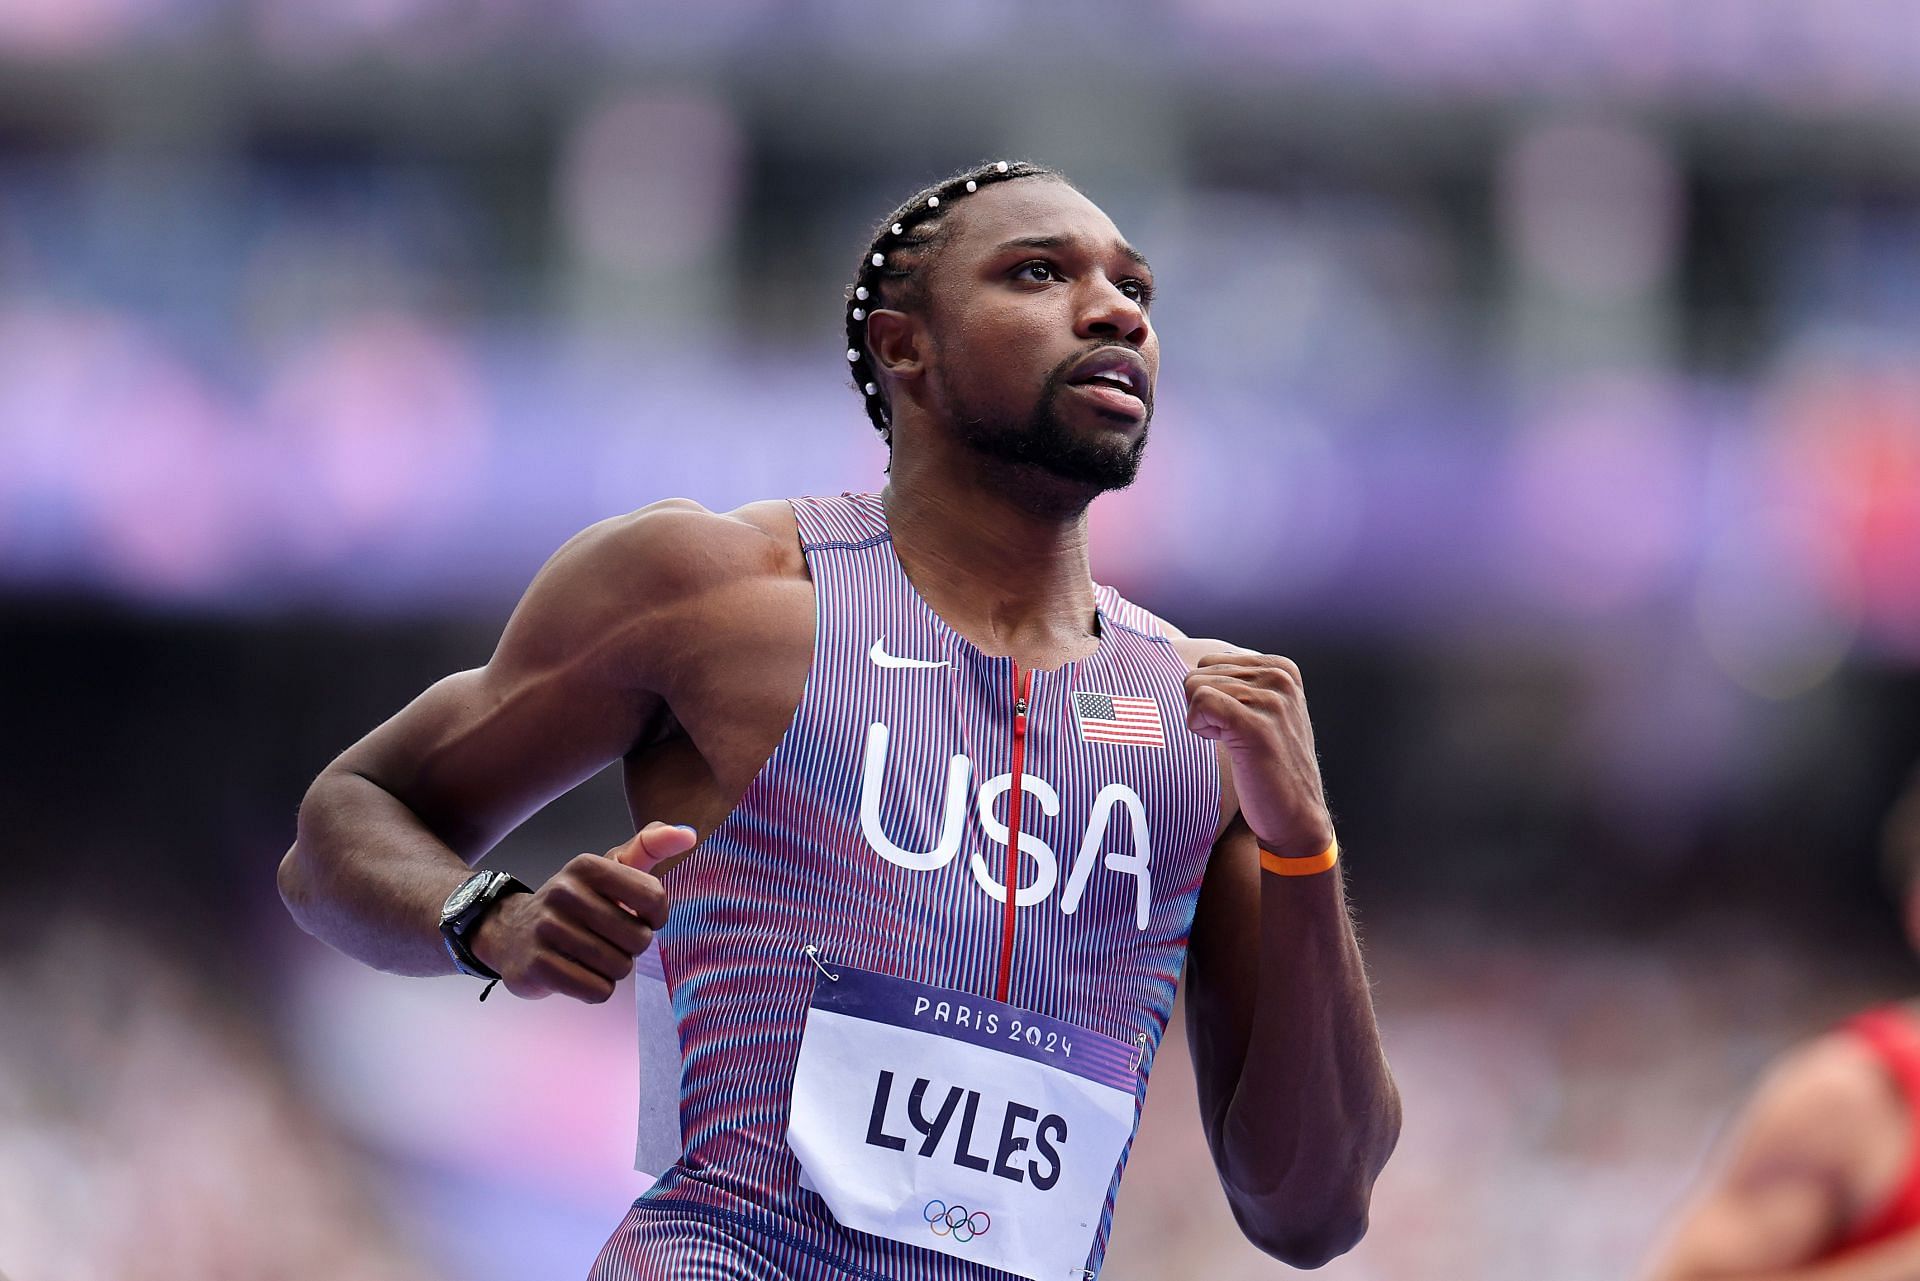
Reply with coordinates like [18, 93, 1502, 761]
[591, 492, 1222, 1281]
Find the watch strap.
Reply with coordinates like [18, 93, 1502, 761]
[440, 870, 531, 981]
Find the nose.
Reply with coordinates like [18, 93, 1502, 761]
[1075, 276, 1150, 348]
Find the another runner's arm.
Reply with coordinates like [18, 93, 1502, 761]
[1177, 645, 1400, 1268]
[277, 500, 726, 983]
[1644, 1042, 1920, 1281]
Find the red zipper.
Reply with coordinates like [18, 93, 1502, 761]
[995, 663, 1032, 1004]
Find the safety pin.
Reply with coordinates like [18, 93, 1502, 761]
[802, 944, 840, 982]
[1128, 1032, 1148, 1073]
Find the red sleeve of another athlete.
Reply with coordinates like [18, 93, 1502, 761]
[1826, 1007, 1920, 1258]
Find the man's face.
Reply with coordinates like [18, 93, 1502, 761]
[918, 179, 1158, 494]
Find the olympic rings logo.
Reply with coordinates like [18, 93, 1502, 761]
[923, 1199, 992, 1243]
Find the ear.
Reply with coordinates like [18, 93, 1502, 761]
[863, 308, 925, 384]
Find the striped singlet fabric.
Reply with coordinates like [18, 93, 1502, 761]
[590, 492, 1223, 1281]
[1822, 1006, 1920, 1260]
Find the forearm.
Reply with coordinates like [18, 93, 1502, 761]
[278, 767, 476, 976]
[1212, 866, 1400, 1262]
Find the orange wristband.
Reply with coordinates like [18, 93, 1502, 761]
[1259, 838, 1340, 877]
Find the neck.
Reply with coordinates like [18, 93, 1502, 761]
[881, 439, 1103, 661]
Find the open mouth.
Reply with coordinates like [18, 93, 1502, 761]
[1064, 349, 1150, 420]
[1069, 379, 1147, 419]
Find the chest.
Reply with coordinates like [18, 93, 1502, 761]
[630, 550, 1220, 948]
[765, 589, 1217, 939]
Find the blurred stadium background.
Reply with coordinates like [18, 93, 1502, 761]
[5, 2, 1920, 1278]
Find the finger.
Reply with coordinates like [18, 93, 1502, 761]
[1195, 647, 1262, 666]
[528, 950, 619, 1004]
[572, 856, 672, 928]
[1185, 670, 1300, 719]
[1191, 654, 1301, 686]
[1183, 671, 1271, 704]
[1186, 665, 1256, 683]
[611, 821, 701, 872]
[1194, 653, 1302, 690]
[533, 913, 636, 984]
[1186, 683, 1254, 740]
[549, 875, 660, 951]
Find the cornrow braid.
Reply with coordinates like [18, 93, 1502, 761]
[845, 159, 1065, 447]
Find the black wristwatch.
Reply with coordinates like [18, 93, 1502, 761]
[439, 869, 532, 982]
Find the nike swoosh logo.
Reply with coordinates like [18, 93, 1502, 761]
[869, 638, 949, 669]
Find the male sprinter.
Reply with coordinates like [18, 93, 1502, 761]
[279, 160, 1400, 1280]
[1644, 764, 1920, 1280]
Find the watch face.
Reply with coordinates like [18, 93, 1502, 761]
[443, 874, 489, 925]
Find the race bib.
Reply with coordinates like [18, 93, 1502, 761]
[786, 961, 1141, 1281]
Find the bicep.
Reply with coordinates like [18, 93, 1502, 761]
[337, 664, 661, 860]
[329, 513, 690, 858]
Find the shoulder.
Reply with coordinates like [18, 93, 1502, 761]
[1097, 586, 1251, 671]
[1134, 620, 1258, 676]
[1170, 634, 1261, 671]
[1762, 1032, 1897, 1121]
[1727, 1032, 1901, 1176]
[497, 497, 803, 672]
[552, 496, 801, 591]
[528, 496, 802, 610]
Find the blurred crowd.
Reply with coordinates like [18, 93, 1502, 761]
[0, 918, 431, 1281]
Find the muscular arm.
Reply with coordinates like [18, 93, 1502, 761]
[1645, 1042, 1920, 1281]
[1182, 816, 1399, 1267]
[1175, 640, 1400, 1267]
[277, 499, 755, 980]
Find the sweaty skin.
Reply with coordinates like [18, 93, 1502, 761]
[280, 177, 1400, 1268]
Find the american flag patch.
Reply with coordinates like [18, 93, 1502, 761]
[1072, 691, 1166, 748]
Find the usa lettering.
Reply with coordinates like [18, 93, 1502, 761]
[864, 1070, 1067, 1190]
[859, 721, 1153, 928]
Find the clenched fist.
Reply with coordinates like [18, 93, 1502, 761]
[469, 821, 696, 1002]
[1184, 652, 1334, 860]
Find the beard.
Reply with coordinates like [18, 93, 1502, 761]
[946, 353, 1152, 494]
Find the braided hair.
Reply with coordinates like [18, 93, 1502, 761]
[845, 160, 1065, 448]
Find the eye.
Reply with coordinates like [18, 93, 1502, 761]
[1013, 260, 1060, 284]
[1119, 278, 1155, 306]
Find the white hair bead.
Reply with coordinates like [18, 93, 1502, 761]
[852, 307, 866, 320]
[965, 180, 977, 192]
[891, 222, 903, 235]
[855, 286, 869, 300]
[847, 348, 859, 361]
[864, 382, 877, 395]
[871, 253, 884, 267]
[995, 161, 1009, 173]
[927, 195, 939, 208]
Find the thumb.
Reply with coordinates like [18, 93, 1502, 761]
[609, 821, 700, 871]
